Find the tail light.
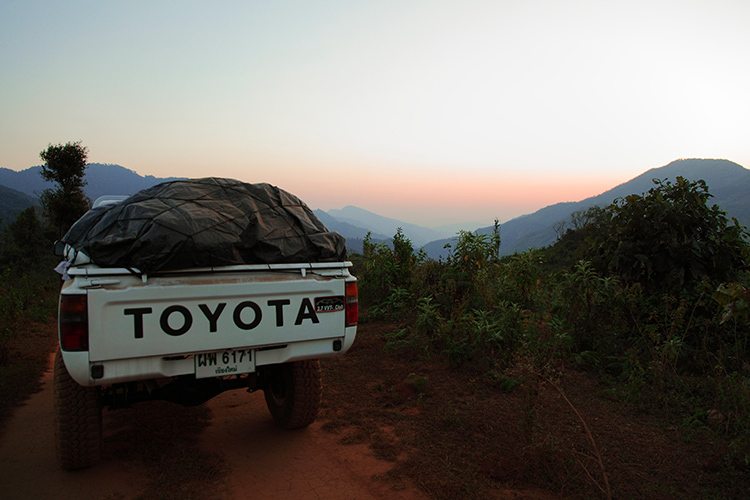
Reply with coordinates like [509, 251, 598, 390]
[345, 281, 358, 327]
[60, 295, 89, 351]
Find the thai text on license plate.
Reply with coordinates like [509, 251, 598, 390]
[195, 348, 254, 379]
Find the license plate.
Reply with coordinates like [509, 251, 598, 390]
[194, 348, 254, 379]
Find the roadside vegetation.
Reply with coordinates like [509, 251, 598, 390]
[343, 177, 750, 499]
[0, 205, 60, 424]
[0, 141, 90, 426]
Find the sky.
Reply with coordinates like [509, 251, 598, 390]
[1, 0, 749, 228]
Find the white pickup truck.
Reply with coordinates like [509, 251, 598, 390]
[53, 179, 358, 470]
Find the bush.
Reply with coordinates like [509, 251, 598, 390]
[358, 229, 424, 320]
[0, 207, 60, 365]
[581, 177, 748, 294]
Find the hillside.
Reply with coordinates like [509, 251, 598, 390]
[423, 159, 750, 259]
[0, 185, 38, 226]
[327, 206, 460, 247]
[313, 209, 391, 255]
[0, 164, 183, 203]
[314, 209, 389, 242]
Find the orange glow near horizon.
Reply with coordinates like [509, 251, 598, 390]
[265, 164, 620, 225]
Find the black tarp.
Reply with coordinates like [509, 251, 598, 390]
[61, 178, 347, 273]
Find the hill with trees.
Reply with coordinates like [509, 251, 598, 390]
[0, 185, 38, 226]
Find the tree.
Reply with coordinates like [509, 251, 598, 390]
[582, 177, 748, 293]
[39, 141, 91, 237]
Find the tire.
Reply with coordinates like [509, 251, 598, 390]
[263, 360, 321, 429]
[53, 350, 102, 470]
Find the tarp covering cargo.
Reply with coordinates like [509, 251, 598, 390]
[61, 178, 347, 273]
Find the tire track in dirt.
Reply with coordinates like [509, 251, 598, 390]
[201, 388, 427, 500]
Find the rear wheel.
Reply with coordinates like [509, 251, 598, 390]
[53, 350, 102, 470]
[263, 360, 321, 429]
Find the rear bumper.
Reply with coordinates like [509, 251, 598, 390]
[61, 327, 356, 386]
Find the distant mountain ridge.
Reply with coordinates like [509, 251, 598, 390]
[327, 206, 453, 247]
[2, 159, 747, 259]
[423, 158, 750, 259]
[0, 163, 184, 227]
[313, 209, 390, 242]
[0, 163, 183, 202]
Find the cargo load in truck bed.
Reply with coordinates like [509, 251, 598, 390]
[61, 178, 347, 273]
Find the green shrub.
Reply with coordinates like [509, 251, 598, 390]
[581, 177, 748, 294]
[359, 229, 424, 319]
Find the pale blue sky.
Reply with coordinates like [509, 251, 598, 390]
[2, 0, 748, 226]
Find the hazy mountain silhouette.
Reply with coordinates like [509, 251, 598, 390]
[423, 158, 750, 259]
[313, 209, 391, 254]
[83, 164, 184, 201]
[3, 159, 746, 259]
[327, 206, 449, 247]
[314, 209, 389, 242]
[0, 163, 183, 202]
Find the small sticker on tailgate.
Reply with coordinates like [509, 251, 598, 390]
[195, 348, 254, 378]
[315, 296, 344, 313]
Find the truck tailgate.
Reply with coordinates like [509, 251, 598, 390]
[85, 272, 347, 363]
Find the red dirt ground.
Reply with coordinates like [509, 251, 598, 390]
[0, 353, 425, 500]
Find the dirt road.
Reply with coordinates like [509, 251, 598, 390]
[0, 355, 140, 500]
[0, 356, 425, 500]
[203, 389, 424, 500]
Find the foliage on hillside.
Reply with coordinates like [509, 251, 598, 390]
[353, 177, 750, 497]
[0, 205, 60, 425]
[1, 142, 92, 365]
[0, 185, 38, 228]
